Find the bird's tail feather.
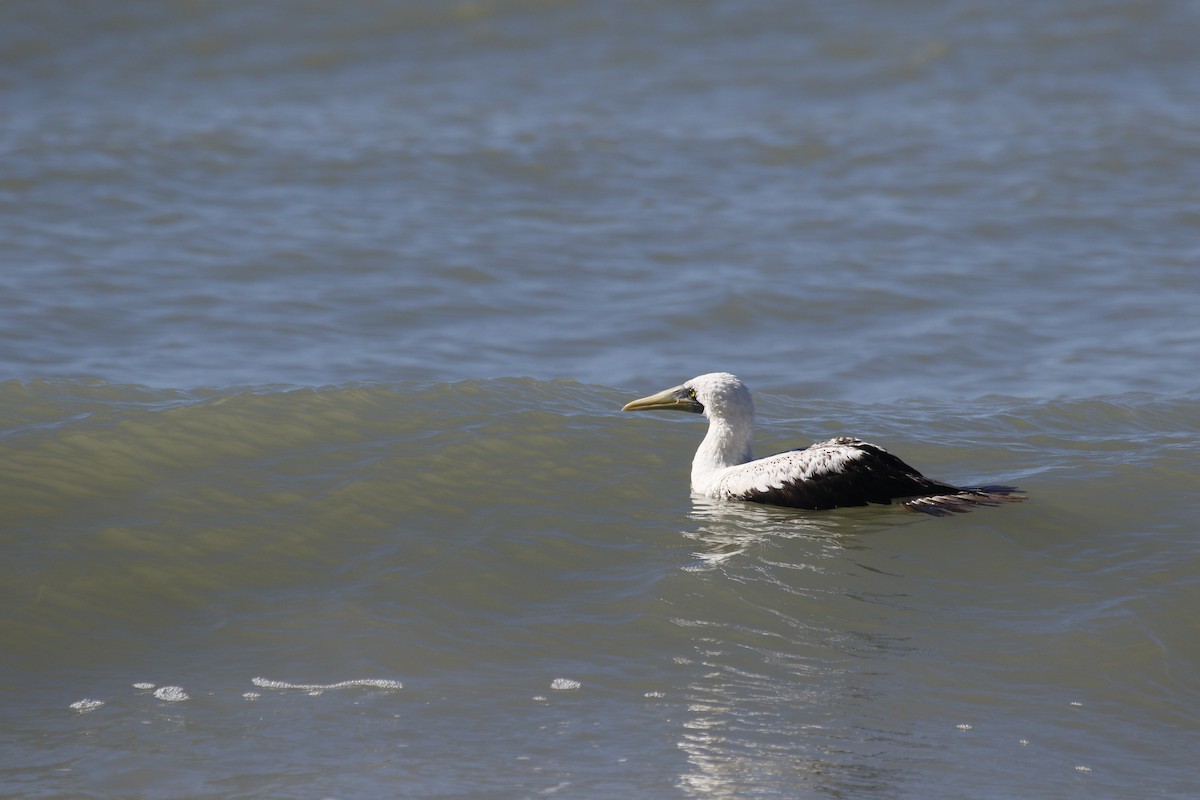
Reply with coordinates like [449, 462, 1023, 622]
[903, 485, 1025, 517]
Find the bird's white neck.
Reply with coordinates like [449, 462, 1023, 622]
[691, 411, 754, 493]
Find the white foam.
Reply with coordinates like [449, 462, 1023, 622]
[69, 698, 105, 713]
[132, 682, 155, 690]
[242, 692, 261, 700]
[550, 678, 580, 691]
[250, 677, 402, 691]
[153, 686, 189, 702]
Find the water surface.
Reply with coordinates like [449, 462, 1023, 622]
[2, 1, 1198, 797]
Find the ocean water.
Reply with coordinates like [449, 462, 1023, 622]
[2, 1, 1198, 798]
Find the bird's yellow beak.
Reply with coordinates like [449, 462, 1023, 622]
[622, 385, 702, 413]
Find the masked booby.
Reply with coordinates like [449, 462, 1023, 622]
[622, 372, 1023, 516]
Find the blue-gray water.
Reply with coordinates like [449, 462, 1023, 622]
[2, 2, 1198, 798]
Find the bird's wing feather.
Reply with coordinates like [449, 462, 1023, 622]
[716, 438, 958, 510]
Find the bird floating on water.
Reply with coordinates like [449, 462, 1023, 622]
[622, 372, 1023, 516]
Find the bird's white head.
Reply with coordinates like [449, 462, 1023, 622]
[622, 372, 757, 480]
[622, 372, 754, 424]
[683, 372, 754, 422]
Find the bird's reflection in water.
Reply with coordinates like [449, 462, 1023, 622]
[684, 494, 917, 567]
[672, 496, 920, 797]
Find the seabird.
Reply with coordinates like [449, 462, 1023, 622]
[622, 372, 1023, 516]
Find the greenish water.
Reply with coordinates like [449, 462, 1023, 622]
[3, 380, 1198, 798]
